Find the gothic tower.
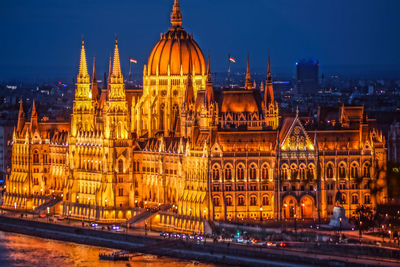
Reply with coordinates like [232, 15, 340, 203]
[263, 56, 279, 129]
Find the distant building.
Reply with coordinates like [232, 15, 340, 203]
[0, 123, 13, 176]
[388, 121, 400, 162]
[296, 59, 319, 94]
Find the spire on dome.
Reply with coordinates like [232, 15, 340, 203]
[17, 99, 25, 134]
[77, 40, 90, 84]
[111, 38, 123, 83]
[170, 0, 183, 28]
[244, 55, 252, 90]
[264, 56, 275, 105]
[91, 57, 99, 100]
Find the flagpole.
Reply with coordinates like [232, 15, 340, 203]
[227, 54, 231, 88]
[128, 60, 132, 83]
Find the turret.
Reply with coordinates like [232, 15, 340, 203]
[205, 56, 214, 106]
[108, 38, 125, 99]
[110, 38, 123, 84]
[244, 55, 252, 90]
[77, 40, 90, 84]
[30, 100, 39, 133]
[184, 56, 195, 109]
[264, 56, 274, 106]
[91, 57, 99, 101]
[75, 40, 91, 99]
[262, 56, 279, 129]
[17, 99, 25, 134]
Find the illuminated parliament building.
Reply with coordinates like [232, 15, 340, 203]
[4, 0, 387, 233]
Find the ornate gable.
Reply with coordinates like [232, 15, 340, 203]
[281, 116, 314, 151]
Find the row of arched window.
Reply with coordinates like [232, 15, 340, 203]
[212, 163, 270, 181]
[325, 161, 370, 179]
[213, 195, 270, 207]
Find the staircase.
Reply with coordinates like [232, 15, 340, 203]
[127, 204, 172, 226]
[33, 195, 62, 214]
[127, 210, 154, 225]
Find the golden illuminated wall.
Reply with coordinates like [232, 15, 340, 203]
[210, 114, 388, 222]
[5, 109, 69, 211]
[63, 39, 133, 221]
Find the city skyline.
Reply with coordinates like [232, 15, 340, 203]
[1, 0, 399, 81]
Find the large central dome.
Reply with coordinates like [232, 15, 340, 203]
[147, 0, 206, 76]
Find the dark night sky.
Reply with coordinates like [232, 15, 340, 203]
[1, 0, 399, 81]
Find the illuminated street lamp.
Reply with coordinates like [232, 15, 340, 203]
[260, 207, 263, 222]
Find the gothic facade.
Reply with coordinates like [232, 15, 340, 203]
[4, 0, 387, 233]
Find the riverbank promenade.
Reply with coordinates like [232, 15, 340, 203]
[0, 210, 399, 267]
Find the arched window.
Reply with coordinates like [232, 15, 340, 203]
[308, 165, 315, 180]
[213, 197, 220, 206]
[212, 165, 220, 180]
[250, 196, 257, 206]
[364, 194, 371, 204]
[33, 150, 39, 164]
[249, 164, 257, 179]
[299, 165, 306, 180]
[350, 163, 358, 179]
[281, 165, 288, 180]
[326, 163, 334, 178]
[226, 196, 232, 206]
[118, 188, 123, 196]
[290, 165, 298, 180]
[237, 165, 245, 180]
[224, 165, 232, 180]
[363, 162, 370, 178]
[352, 194, 359, 204]
[262, 195, 270, 206]
[261, 164, 269, 180]
[238, 196, 245, 206]
[118, 159, 124, 173]
[339, 163, 346, 178]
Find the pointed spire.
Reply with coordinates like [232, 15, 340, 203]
[30, 100, 38, 132]
[108, 55, 112, 83]
[17, 99, 25, 134]
[205, 56, 214, 105]
[31, 100, 37, 117]
[91, 57, 99, 100]
[264, 56, 275, 105]
[170, 0, 183, 28]
[111, 38, 123, 83]
[244, 55, 252, 90]
[185, 56, 195, 107]
[77, 40, 90, 84]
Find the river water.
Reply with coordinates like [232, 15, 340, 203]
[0, 231, 216, 267]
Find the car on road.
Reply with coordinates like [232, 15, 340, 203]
[232, 236, 244, 243]
[262, 241, 277, 247]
